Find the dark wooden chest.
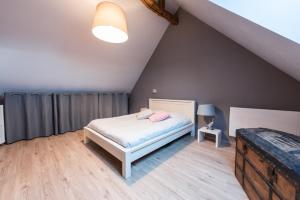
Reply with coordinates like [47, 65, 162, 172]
[235, 128, 300, 200]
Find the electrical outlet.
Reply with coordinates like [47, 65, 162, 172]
[152, 89, 157, 94]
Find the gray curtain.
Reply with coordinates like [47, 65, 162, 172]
[54, 93, 100, 133]
[98, 93, 128, 118]
[4, 92, 128, 144]
[4, 93, 55, 143]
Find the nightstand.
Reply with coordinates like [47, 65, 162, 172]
[198, 127, 221, 148]
[140, 107, 148, 111]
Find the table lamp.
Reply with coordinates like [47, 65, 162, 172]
[197, 104, 216, 130]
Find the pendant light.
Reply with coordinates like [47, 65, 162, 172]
[92, 1, 128, 43]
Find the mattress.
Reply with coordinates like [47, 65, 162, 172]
[87, 112, 192, 148]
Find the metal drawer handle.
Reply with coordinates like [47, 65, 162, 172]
[242, 144, 248, 153]
[267, 167, 278, 183]
[272, 172, 278, 183]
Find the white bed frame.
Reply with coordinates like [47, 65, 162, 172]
[83, 98, 196, 179]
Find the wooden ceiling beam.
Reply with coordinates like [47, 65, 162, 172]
[141, 0, 178, 25]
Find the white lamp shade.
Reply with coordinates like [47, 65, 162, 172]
[197, 104, 215, 116]
[92, 1, 128, 43]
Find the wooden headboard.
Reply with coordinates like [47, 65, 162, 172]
[229, 107, 300, 137]
[149, 98, 196, 125]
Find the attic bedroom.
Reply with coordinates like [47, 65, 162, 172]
[0, 0, 299, 199]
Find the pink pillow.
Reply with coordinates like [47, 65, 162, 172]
[149, 111, 170, 122]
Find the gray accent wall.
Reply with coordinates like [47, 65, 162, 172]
[130, 9, 300, 135]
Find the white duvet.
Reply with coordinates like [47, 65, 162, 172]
[87, 112, 192, 148]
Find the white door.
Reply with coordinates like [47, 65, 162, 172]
[0, 105, 5, 144]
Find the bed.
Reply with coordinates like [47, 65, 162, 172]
[83, 98, 196, 179]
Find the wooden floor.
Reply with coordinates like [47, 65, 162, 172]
[0, 131, 247, 200]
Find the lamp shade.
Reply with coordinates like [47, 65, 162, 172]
[92, 1, 128, 43]
[197, 104, 215, 116]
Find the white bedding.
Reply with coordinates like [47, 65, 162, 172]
[87, 112, 192, 148]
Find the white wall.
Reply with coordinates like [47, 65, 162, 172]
[229, 107, 300, 137]
[0, 106, 4, 144]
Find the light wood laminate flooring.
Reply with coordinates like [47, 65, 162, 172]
[0, 131, 247, 200]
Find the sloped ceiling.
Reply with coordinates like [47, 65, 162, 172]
[0, 0, 299, 94]
[0, 0, 176, 93]
[176, 0, 300, 82]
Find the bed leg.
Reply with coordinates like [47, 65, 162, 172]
[83, 132, 91, 144]
[191, 126, 196, 137]
[122, 160, 131, 179]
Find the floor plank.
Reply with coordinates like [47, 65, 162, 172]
[0, 131, 247, 200]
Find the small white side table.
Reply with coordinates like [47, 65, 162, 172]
[140, 107, 148, 112]
[198, 127, 222, 148]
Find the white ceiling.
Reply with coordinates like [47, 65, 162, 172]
[0, 0, 173, 93]
[0, 0, 299, 94]
[210, 0, 300, 45]
[176, 0, 300, 82]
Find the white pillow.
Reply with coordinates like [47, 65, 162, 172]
[136, 109, 153, 120]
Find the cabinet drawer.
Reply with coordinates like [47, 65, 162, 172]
[236, 129, 300, 200]
[244, 178, 261, 200]
[272, 192, 281, 200]
[236, 151, 244, 169]
[245, 161, 269, 200]
[273, 170, 296, 200]
[236, 136, 246, 153]
[235, 166, 243, 186]
[246, 147, 270, 179]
